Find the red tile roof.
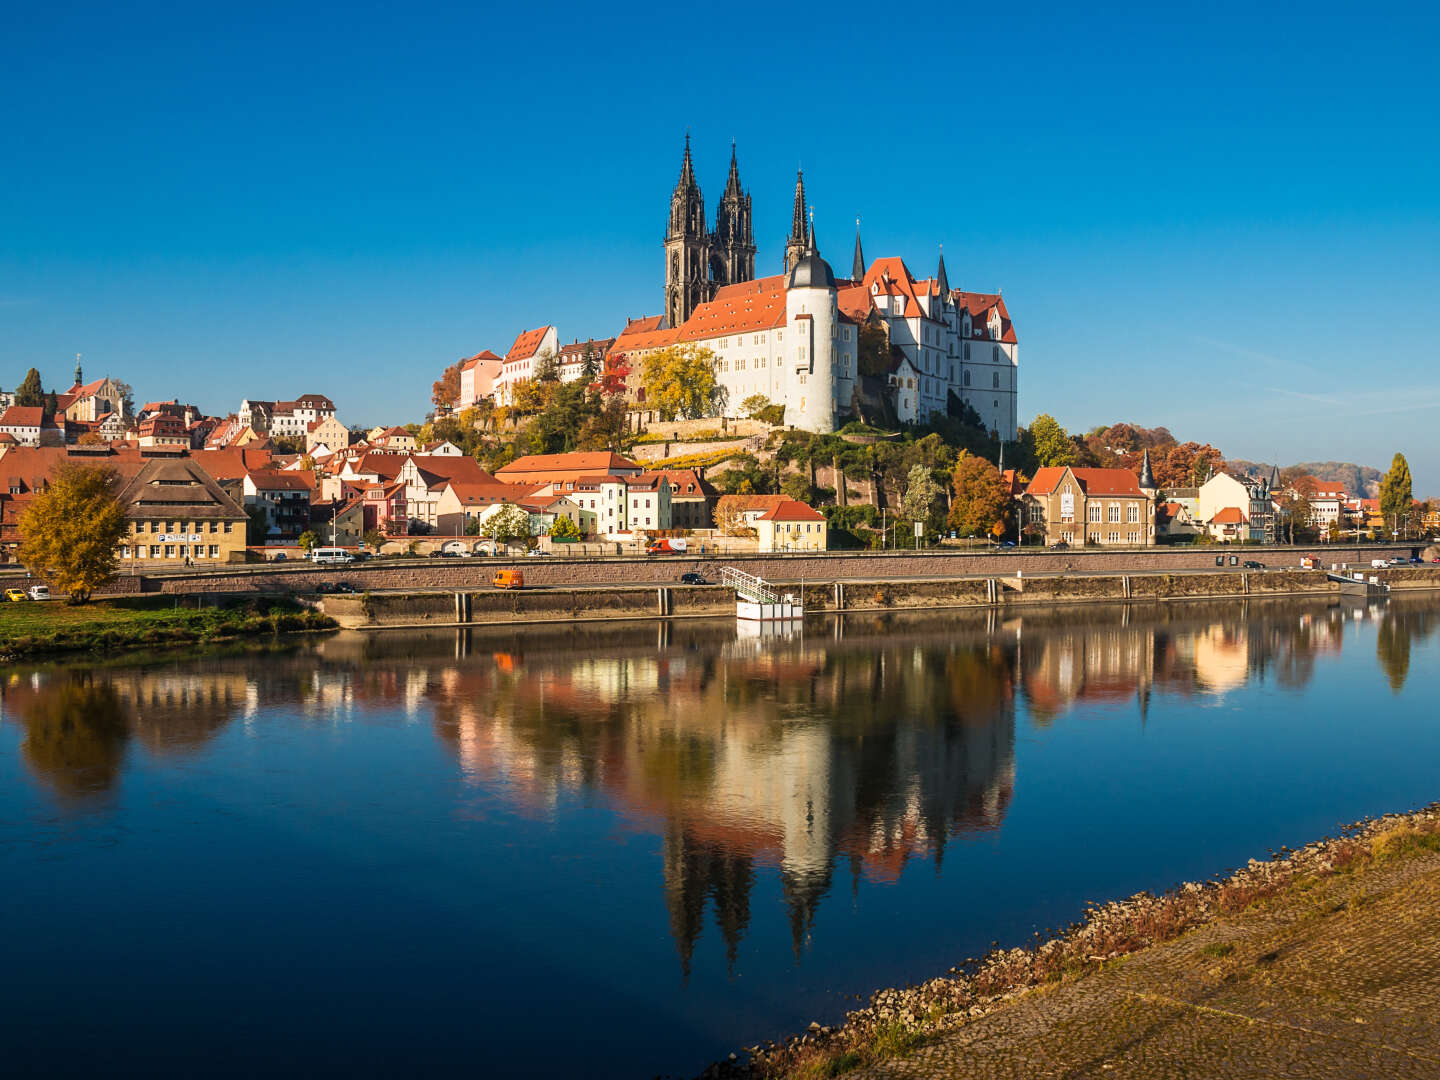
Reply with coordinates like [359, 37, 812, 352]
[495, 452, 642, 481]
[1209, 506, 1248, 525]
[1, 406, 43, 428]
[460, 349, 502, 371]
[953, 291, 1018, 344]
[506, 326, 553, 361]
[1025, 467, 1145, 498]
[756, 498, 825, 522]
[676, 276, 789, 340]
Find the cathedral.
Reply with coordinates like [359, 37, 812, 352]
[663, 136, 815, 326]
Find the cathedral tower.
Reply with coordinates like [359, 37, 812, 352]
[712, 141, 756, 291]
[664, 135, 709, 327]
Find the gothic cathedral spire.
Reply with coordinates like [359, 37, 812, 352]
[936, 247, 949, 294]
[664, 134, 708, 327]
[713, 139, 755, 291]
[784, 169, 809, 273]
[852, 220, 865, 282]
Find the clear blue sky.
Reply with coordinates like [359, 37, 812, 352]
[4, 3, 1438, 491]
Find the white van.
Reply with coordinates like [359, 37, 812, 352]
[27, 584, 50, 601]
[310, 547, 355, 565]
[1370, 558, 1389, 569]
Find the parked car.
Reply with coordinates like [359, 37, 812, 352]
[679, 572, 709, 585]
[1243, 560, 1264, 570]
[5, 587, 26, 602]
[526, 549, 552, 557]
[1409, 556, 1424, 565]
[332, 581, 357, 594]
[27, 585, 50, 601]
[272, 552, 287, 561]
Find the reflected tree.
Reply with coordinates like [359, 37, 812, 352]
[14, 679, 131, 803]
[1376, 613, 1411, 693]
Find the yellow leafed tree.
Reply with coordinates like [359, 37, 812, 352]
[640, 344, 726, 421]
[18, 464, 128, 604]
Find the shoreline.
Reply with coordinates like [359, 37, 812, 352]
[0, 598, 338, 662]
[696, 802, 1440, 1079]
[331, 574, 1440, 632]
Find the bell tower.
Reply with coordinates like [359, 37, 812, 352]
[664, 135, 709, 327]
[783, 169, 809, 273]
[712, 141, 755, 291]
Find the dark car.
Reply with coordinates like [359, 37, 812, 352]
[1052, 541, 1070, 550]
[333, 581, 357, 594]
[679, 572, 709, 585]
[1410, 556, 1424, 565]
[272, 552, 287, 562]
[1243, 560, 1264, 569]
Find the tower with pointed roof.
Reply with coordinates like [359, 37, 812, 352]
[783, 169, 809, 273]
[1138, 448, 1157, 497]
[852, 221, 865, 282]
[712, 141, 755, 293]
[664, 135, 710, 327]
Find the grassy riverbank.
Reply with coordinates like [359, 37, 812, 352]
[0, 595, 337, 660]
[705, 806, 1440, 1080]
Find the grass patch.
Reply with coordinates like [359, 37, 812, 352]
[797, 1050, 862, 1078]
[1199, 942, 1235, 959]
[0, 594, 336, 660]
[1371, 823, 1440, 861]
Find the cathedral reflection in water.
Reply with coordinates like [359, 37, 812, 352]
[2, 596, 1432, 970]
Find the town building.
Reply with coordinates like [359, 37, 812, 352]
[755, 499, 828, 552]
[457, 351, 504, 410]
[0, 406, 44, 447]
[1198, 473, 1275, 543]
[494, 452, 645, 487]
[306, 415, 350, 455]
[242, 470, 317, 542]
[494, 326, 559, 406]
[115, 457, 249, 565]
[1020, 467, 1156, 547]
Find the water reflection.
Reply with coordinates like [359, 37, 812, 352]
[3, 597, 1435, 966]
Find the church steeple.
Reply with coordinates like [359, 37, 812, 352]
[852, 220, 865, 282]
[1138, 448, 1157, 493]
[784, 169, 809, 272]
[936, 247, 949, 294]
[713, 139, 755, 290]
[664, 134, 710, 327]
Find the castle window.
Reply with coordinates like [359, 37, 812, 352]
[963, 370, 971, 386]
[1128, 504, 1140, 523]
[1089, 504, 1102, 523]
[992, 371, 1000, 389]
[993, 345, 1000, 363]
[964, 342, 971, 361]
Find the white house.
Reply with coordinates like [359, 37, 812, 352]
[494, 326, 559, 406]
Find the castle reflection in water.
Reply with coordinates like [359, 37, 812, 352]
[3, 597, 1432, 969]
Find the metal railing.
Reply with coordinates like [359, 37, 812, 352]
[719, 566, 777, 604]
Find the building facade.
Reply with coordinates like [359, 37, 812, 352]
[1021, 467, 1156, 547]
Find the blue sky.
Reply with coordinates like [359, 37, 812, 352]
[3, 3, 1438, 490]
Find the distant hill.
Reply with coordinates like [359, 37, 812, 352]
[1229, 459, 1382, 498]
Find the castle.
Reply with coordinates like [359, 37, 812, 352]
[470, 138, 1021, 441]
[618, 138, 1019, 439]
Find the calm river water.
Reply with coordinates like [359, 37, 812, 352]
[2, 596, 1438, 1077]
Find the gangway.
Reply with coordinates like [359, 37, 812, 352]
[719, 566, 801, 621]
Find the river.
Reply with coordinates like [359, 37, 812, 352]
[1, 596, 1437, 1077]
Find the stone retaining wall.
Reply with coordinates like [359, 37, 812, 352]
[143, 543, 1421, 595]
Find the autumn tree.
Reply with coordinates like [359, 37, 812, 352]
[432, 362, 462, 413]
[17, 464, 128, 604]
[1379, 453, 1413, 536]
[948, 454, 1012, 538]
[1028, 414, 1076, 468]
[14, 367, 44, 408]
[900, 463, 944, 539]
[549, 515, 581, 540]
[641, 343, 726, 420]
[480, 503, 532, 545]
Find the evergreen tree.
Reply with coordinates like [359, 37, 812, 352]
[14, 367, 44, 408]
[579, 343, 600, 383]
[45, 390, 59, 418]
[1379, 452, 1413, 536]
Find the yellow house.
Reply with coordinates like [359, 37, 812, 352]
[114, 457, 250, 565]
[755, 499, 827, 552]
[306, 415, 349, 454]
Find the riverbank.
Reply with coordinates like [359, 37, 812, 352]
[0, 595, 337, 660]
[322, 565, 1440, 630]
[700, 804, 1440, 1079]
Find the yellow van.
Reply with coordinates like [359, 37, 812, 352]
[492, 570, 525, 590]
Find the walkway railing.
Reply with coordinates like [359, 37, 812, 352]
[719, 566, 777, 605]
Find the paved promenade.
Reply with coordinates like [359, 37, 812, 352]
[855, 850, 1440, 1079]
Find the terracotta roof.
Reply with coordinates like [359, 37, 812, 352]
[641, 469, 718, 498]
[506, 326, 553, 361]
[115, 457, 249, 521]
[715, 494, 790, 513]
[1209, 506, 1248, 525]
[756, 498, 825, 522]
[836, 284, 874, 322]
[610, 319, 682, 357]
[460, 349, 503, 371]
[952, 291, 1019, 344]
[557, 337, 616, 359]
[675, 276, 788, 341]
[496, 452, 642, 481]
[191, 448, 276, 480]
[1, 406, 43, 427]
[1025, 467, 1145, 498]
[69, 378, 110, 397]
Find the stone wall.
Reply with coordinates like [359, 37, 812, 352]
[140, 543, 1421, 596]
